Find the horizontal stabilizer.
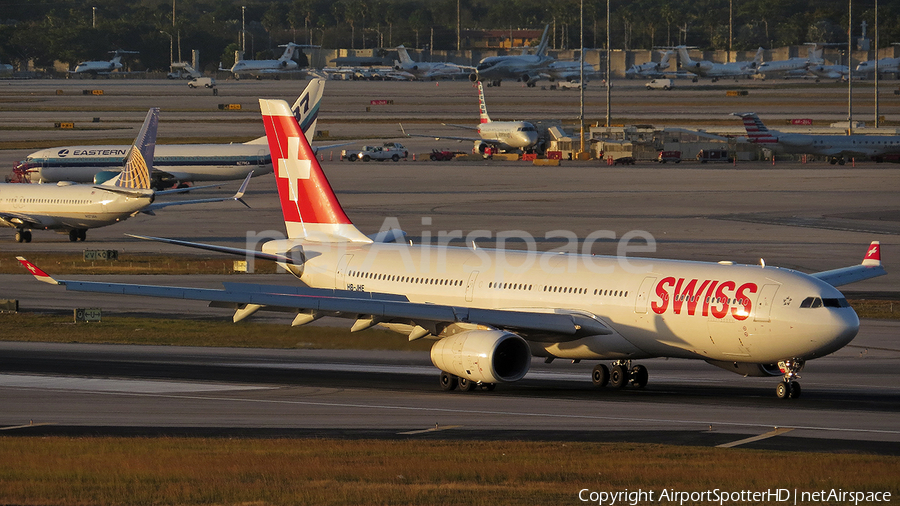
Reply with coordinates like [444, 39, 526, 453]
[812, 241, 886, 287]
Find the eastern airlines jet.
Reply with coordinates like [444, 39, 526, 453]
[19, 99, 886, 399]
[16, 79, 326, 189]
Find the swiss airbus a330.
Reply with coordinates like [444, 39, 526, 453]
[20, 100, 886, 399]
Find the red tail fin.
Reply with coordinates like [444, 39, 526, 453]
[259, 99, 370, 242]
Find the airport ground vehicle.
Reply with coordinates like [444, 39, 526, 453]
[613, 156, 636, 165]
[342, 142, 409, 162]
[658, 150, 682, 163]
[188, 77, 215, 88]
[697, 149, 733, 163]
[429, 149, 458, 161]
[646, 79, 673, 90]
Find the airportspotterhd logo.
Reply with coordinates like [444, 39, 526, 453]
[57, 149, 69, 158]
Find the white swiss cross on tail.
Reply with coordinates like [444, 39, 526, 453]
[862, 241, 881, 266]
[277, 136, 311, 202]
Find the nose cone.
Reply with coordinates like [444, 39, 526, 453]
[808, 307, 860, 359]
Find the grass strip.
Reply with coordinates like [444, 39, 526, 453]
[0, 438, 896, 505]
[0, 253, 277, 275]
[0, 312, 433, 351]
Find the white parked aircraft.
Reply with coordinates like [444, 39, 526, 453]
[808, 62, 852, 81]
[733, 112, 900, 164]
[401, 81, 539, 154]
[625, 51, 674, 79]
[755, 46, 823, 79]
[228, 43, 306, 79]
[16, 79, 326, 189]
[18, 98, 886, 399]
[543, 59, 597, 82]
[677, 46, 763, 81]
[393, 46, 472, 79]
[469, 25, 553, 87]
[855, 56, 900, 77]
[71, 50, 139, 75]
[1, 108, 250, 243]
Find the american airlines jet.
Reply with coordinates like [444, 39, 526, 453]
[402, 81, 539, 154]
[1, 109, 250, 243]
[20, 98, 886, 399]
[734, 112, 900, 164]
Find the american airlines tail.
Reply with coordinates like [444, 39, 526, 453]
[104, 107, 158, 190]
[477, 82, 492, 124]
[259, 98, 371, 243]
[733, 112, 778, 146]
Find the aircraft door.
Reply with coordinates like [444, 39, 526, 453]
[335, 254, 353, 289]
[754, 284, 780, 322]
[465, 271, 479, 302]
[634, 277, 656, 313]
[258, 149, 268, 168]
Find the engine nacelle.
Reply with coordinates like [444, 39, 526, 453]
[468, 73, 479, 82]
[431, 330, 531, 384]
[473, 141, 489, 154]
[706, 360, 781, 377]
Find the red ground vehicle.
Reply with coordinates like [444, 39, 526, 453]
[657, 150, 682, 163]
[429, 149, 456, 161]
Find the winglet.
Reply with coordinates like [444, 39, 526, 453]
[862, 241, 881, 267]
[233, 171, 253, 208]
[16, 257, 61, 285]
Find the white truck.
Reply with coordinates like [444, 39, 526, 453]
[341, 142, 409, 162]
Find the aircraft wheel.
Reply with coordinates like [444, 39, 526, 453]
[776, 381, 790, 399]
[829, 158, 837, 165]
[23, 231, 32, 243]
[591, 364, 609, 388]
[77, 229, 87, 241]
[15, 231, 24, 243]
[68, 230, 79, 242]
[788, 381, 802, 399]
[439, 371, 458, 391]
[631, 365, 649, 389]
[838, 158, 845, 166]
[609, 365, 628, 388]
[457, 377, 476, 392]
[480, 383, 496, 391]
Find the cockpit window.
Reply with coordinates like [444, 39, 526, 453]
[800, 296, 849, 308]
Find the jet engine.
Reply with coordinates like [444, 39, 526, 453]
[706, 360, 781, 377]
[473, 141, 489, 154]
[469, 73, 479, 82]
[92, 170, 120, 185]
[431, 330, 531, 384]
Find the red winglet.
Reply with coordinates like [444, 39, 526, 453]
[862, 241, 881, 267]
[16, 257, 60, 285]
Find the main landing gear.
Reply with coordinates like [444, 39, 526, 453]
[775, 359, 804, 399]
[592, 360, 648, 390]
[439, 371, 495, 392]
[68, 229, 87, 242]
[15, 230, 32, 243]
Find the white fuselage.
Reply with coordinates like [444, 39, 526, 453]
[474, 54, 554, 82]
[855, 57, 900, 75]
[545, 60, 595, 81]
[477, 121, 539, 151]
[756, 58, 809, 77]
[231, 59, 298, 75]
[0, 183, 151, 230]
[757, 132, 900, 158]
[19, 143, 273, 184]
[265, 240, 859, 364]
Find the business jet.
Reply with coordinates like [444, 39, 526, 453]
[543, 59, 597, 82]
[469, 25, 553, 87]
[808, 63, 852, 81]
[855, 56, 900, 77]
[1, 108, 250, 243]
[19, 98, 886, 400]
[625, 50, 674, 79]
[228, 43, 307, 79]
[733, 112, 900, 164]
[16, 79, 326, 189]
[755, 46, 821, 80]
[401, 81, 539, 154]
[71, 50, 139, 76]
[393, 46, 472, 80]
[677, 46, 763, 81]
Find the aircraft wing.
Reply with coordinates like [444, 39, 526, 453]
[16, 258, 612, 341]
[811, 241, 886, 287]
[0, 212, 47, 229]
[140, 172, 252, 214]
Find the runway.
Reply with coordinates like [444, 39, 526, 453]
[1, 318, 899, 454]
[2, 79, 899, 453]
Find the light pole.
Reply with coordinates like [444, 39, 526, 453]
[241, 6, 246, 57]
[92, 6, 96, 28]
[579, 0, 585, 154]
[606, 0, 611, 127]
[874, 0, 879, 128]
[847, 0, 853, 136]
[160, 31, 173, 67]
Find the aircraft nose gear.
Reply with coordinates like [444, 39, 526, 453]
[592, 361, 648, 390]
[776, 359, 805, 399]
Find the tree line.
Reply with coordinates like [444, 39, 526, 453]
[0, 0, 896, 72]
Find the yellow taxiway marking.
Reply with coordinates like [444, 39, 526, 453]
[716, 427, 794, 448]
[398, 425, 462, 435]
[0, 422, 56, 431]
